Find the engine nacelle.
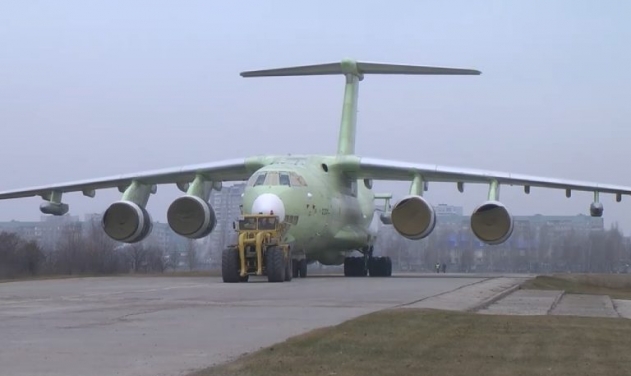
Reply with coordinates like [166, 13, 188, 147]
[379, 212, 392, 225]
[390, 195, 436, 240]
[102, 201, 153, 243]
[590, 202, 604, 217]
[470, 200, 514, 245]
[167, 195, 217, 239]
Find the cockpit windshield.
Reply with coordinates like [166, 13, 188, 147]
[247, 171, 308, 187]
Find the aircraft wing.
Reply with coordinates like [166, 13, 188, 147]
[0, 158, 260, 200]
[352, 157, 631, 197]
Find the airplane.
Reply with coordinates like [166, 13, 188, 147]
[1, 58, 630, 282]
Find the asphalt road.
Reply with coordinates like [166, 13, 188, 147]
[0, 274, 521, 376]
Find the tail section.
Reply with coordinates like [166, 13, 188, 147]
[240, 59, 481, 156]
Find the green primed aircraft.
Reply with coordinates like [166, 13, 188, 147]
[1, 59, 630, 281]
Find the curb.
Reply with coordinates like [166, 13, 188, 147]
[467, 282, 522, 313]
[546, 290, 566, 315]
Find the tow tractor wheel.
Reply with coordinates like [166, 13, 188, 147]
[344, 256, 367, 277]
[221, 247, 241, 283]
[266, 246, 286, 282]
[368, 256, 393, 277]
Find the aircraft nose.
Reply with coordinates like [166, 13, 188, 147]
[251, 193, 286, 222]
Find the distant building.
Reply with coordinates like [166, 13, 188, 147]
[434, 204, 463, 217]
[205, 183, 246, 266]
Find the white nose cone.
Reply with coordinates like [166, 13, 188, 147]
[251, 193, 285, 222]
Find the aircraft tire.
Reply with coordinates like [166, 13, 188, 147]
[344, 256, 366, 277]
[299, 259, 308, 278]
[266, 246, 286, 282]
[284, 257, 293, 281]
[292, 259, 300, 278]
[222, 247, 241, 283]
[368, 256, 393, 277]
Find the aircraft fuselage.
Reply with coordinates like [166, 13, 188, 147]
[240, 156, 376, 265]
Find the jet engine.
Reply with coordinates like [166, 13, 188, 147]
[102, 201, 153, 243]
[470, 200, 514, 245]
[390, 195, 436, 240]
[167, 195, 217, 239]
[590, 202, 604, 217]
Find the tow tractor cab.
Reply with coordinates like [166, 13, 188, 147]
[222, 213, 296, 283]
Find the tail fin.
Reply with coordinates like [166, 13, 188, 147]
[240, 59, 481, 156]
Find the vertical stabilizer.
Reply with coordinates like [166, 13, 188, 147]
[337, 59, 362, 155]
[240, 59, 480, 156]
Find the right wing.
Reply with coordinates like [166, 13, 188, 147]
[0, 157, 265, 200]
[350, 157, 631, 198]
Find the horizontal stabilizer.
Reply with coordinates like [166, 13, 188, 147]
[240, 59, 481, 78]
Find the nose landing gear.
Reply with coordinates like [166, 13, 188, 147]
[292, 258, 308, 278]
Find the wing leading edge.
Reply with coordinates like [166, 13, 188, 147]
[0, 158, 264, 200]
[353, 157, 631, 198]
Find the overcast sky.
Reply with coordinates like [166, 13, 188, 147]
[1, 1, 630, 232]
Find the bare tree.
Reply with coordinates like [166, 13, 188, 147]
[20, 240, 44, 276]
[55, 222, 86, 275]
[145, 245, 167, 273]
[186, 239, 198, 271]
[128, 244, 149, 273]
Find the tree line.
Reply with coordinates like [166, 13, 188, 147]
[0, 221, 200, 280]
[375, 222, 631, 273]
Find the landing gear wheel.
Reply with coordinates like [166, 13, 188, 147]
[266, 246, 286, 282]
[298, 259, 308, 278]
[284, 257, 293, 281]
[221, 247, 241, 283]
[368, 256, 393, 277]
[292, 259, 300, 278]
[344, 256, 367, 277]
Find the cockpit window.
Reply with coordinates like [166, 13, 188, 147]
[265, 172, 279, 185]
[247, 171, 308, 187]
[289, 172, 307, 187]
[254, 173, 267, 186]
[279, 172, 291, 186]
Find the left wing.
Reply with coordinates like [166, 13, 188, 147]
[0, 158, 265, 201]
[352, 157, 631, 198]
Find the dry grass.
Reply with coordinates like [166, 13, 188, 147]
[190, 308, 631, 376]
[522, 273, 631, 299]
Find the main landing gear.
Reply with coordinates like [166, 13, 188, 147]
[292, 258, 308, 278]
[343, 246, 392, 277]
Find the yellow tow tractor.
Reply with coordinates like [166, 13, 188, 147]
[221, 213, 293, 283]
